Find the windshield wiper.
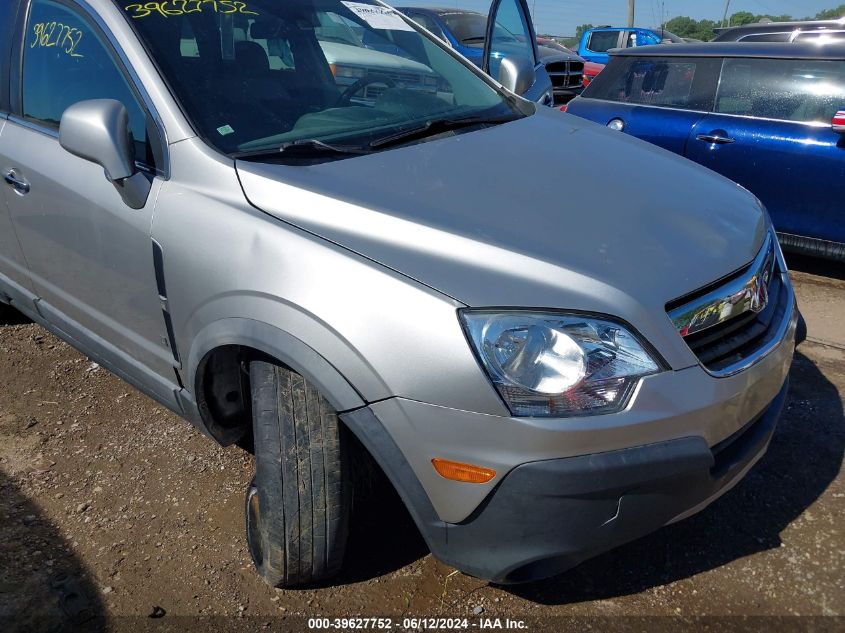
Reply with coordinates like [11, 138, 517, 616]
[460, 36, 486, 43]
[233, 138, 374, 160]
[369, 114, 519, 150]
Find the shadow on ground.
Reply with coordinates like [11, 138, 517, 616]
[506, 351, 843, 604]
[335, 463, 429, 585]
[0, 470, 107, 632]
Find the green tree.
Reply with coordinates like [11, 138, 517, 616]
[693, 19, 718, 41]
[816, 5, 845, 19]
[665, 16, 698, 38]
[729, 11, 757, 26]
[574, 24, 594, 39]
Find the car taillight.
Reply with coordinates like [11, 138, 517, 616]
[560, 104, 568, 113]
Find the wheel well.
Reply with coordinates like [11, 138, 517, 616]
[195, 345, 259, 448]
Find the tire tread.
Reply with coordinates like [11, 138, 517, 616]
[248, 361, 350, 587]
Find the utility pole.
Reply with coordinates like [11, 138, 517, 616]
[722, 0, 732, 27]
[627, 0, 635, 27]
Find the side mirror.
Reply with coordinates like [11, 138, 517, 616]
[833, 109, 845, 134]
[498, 55, 535, 96]
[60, 99, 136, 182]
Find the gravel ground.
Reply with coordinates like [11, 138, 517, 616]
[0, 256, 843, 633]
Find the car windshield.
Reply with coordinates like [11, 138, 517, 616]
[118, 0, 518, 155]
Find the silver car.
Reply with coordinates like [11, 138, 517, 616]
[0, 0, 797, 586]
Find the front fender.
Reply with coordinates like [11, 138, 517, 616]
[186, 317, 366, 413]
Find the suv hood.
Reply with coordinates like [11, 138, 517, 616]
[236, 107, 766, 351]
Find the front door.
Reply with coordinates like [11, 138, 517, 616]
[0, 116, 36, 301]
[685, 57, 845, 244]
[483, 0, 552, 104]
[0, 0, 175, 381]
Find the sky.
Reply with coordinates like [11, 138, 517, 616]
[397, 1, 839, 36]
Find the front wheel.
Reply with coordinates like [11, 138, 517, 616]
[245, 361, 352, 587]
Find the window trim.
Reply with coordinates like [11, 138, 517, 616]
[737, 31, 792, 43]
[1, 0, 24, 114]
[10, 0, 169, 178]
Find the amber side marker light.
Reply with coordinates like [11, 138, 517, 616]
[431, 458, 496, 484]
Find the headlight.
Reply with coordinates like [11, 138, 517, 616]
[461, 311, 662, 418]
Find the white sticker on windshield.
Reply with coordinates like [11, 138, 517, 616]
[341, 2, 415, 31]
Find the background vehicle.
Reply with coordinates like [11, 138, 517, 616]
[537, 36, 575, 54]
[399, 6, 573, 103]
[313, 11, 443, 102]
[577, 26, 684, 64]
[582, 60, 605, 87]
[714, 19, 845, 43]
[566, 42, 845, 260]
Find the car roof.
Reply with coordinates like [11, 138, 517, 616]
[612, 41, 845, 60]
[588, 26, 651, 32]
[714, 19, 845, 37]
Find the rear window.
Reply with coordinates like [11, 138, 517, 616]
[586, 31, 619, 53]
[716, 58, 845, 124]
[583, 56, 720, 111]
[439, 12, 486, 44]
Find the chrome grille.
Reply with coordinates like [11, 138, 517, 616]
[545, 59, 585, 105]
[545, 60, 585, 89]
[667, 234, 792, 375]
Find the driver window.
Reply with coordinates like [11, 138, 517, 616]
[22, 0, 158, 169]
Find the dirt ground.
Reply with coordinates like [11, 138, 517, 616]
[1, 255, 843, 633]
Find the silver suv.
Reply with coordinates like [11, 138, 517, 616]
[0, 0, 797, 585]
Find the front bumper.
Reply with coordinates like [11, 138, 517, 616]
[344, 379, 789, 583]
[432, 380, 787, 583]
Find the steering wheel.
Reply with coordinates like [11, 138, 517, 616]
[337, 73, 396, 106]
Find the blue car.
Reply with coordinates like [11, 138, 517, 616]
[566, 42, 845, 260]
[396, 7, 495, 66]
[576, 26, 685, 65]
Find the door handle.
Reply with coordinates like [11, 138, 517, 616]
[696, 133, 735, 145]
[3, 170, 30, 195]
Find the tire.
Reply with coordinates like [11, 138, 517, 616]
[245, 361, 351, 587]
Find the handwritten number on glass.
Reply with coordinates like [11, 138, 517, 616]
[31, 22, 84, 58]
[123, 0, 259, 18]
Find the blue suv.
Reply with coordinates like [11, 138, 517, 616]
[566, 42, 845, 260]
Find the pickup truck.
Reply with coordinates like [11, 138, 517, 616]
[577, 26, 684, 64]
